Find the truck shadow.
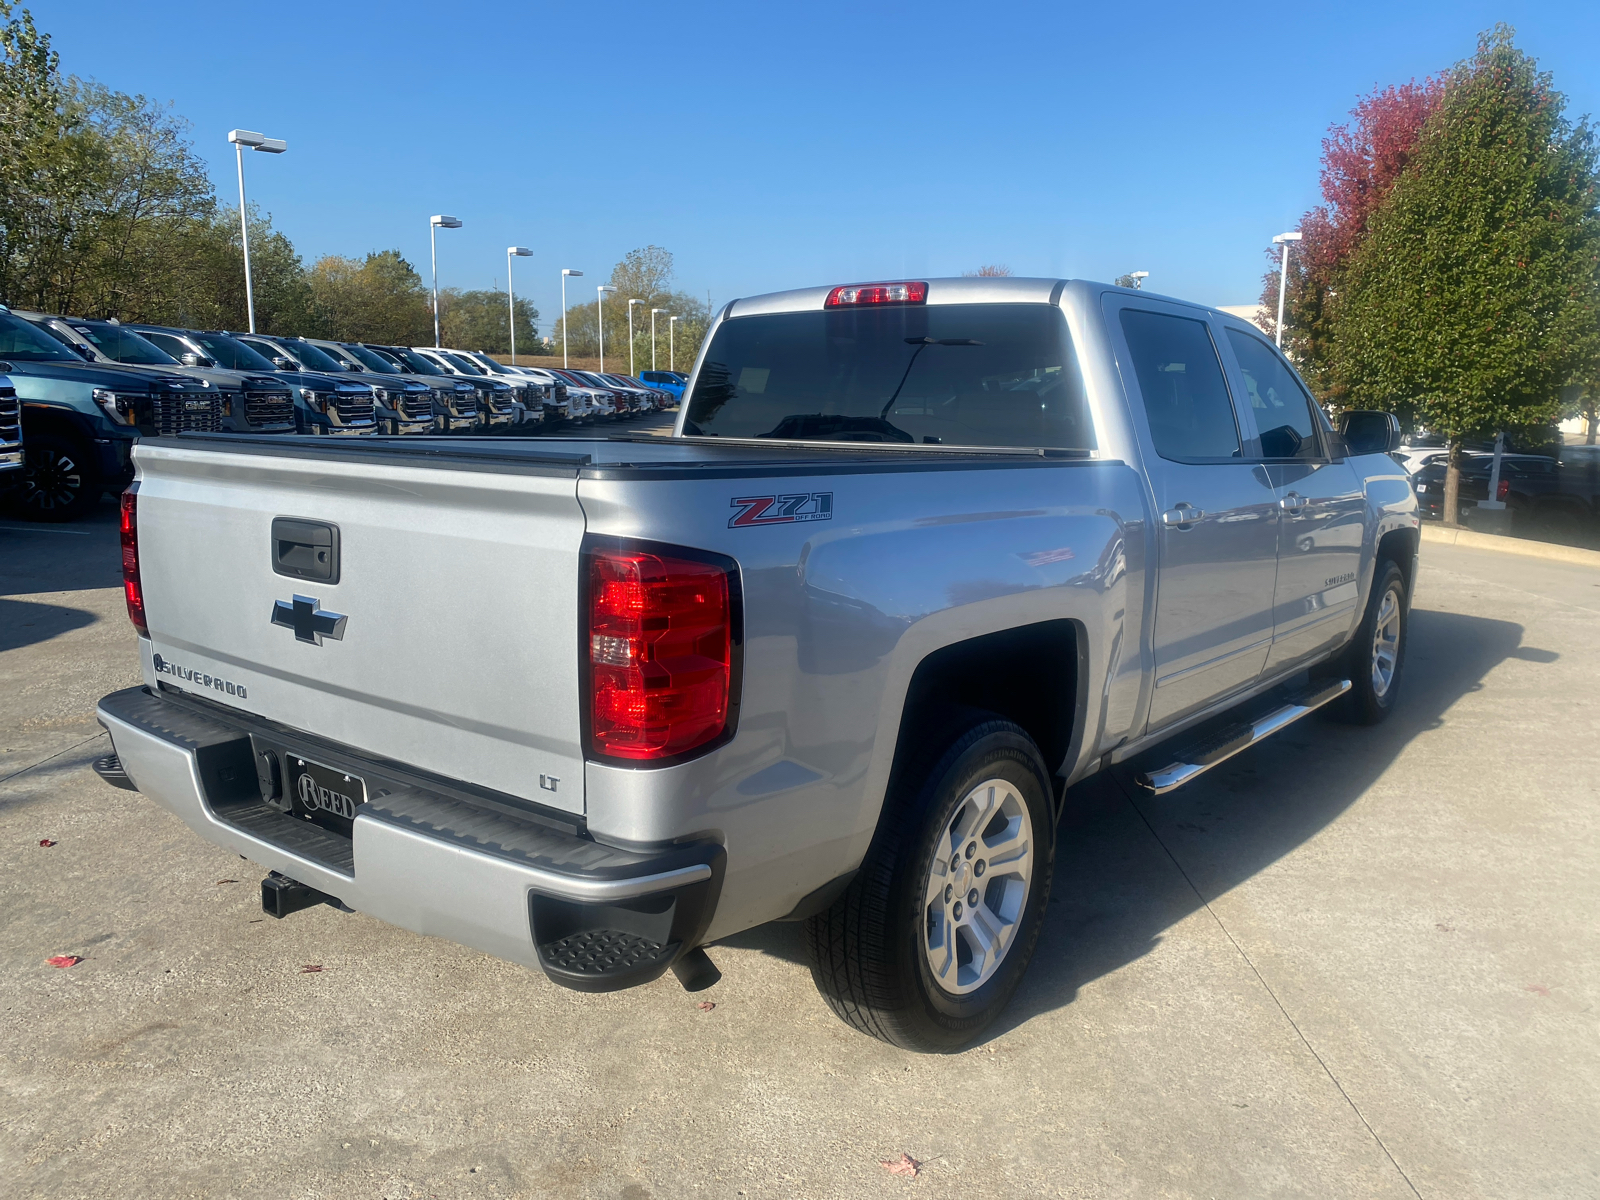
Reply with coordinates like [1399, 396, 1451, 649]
[719, 606, 1530, 1042]
[0, 497, 123, 597]
[0, 596, 98, 653]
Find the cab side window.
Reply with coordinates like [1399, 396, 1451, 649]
[1226, 329, 1322, 460]
[1120, 309, 1241, 460]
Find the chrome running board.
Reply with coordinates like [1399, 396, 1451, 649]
[1136, 678, 1352, 795]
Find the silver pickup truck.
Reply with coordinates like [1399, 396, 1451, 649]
[95, 277, 1417, 1051]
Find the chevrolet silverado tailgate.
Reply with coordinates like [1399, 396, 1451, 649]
[131, 439, 588, 815]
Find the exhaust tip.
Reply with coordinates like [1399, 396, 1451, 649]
[671, 947, 721, 992]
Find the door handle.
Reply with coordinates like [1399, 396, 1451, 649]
[1160, 505, 1206, 528]
[1279, 492, 1309, 513]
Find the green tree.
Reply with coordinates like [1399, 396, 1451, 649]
[555, 245, 711, 372]
[438, 287, 538, 355]
[307, 250, 431, 345]
[1258, 78, 1441, 399]
[0, 3, 256, 325]
[1334, 26, 1600, 524]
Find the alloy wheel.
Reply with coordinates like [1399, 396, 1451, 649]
[922, 778, 1034, 995]
[24, 447, 84, 513]
[1370, 586, 1402, 698]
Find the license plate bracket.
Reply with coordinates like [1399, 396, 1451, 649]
[286, 754, 367, 836]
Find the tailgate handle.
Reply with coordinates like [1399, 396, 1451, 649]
[271, 518, 340, 584]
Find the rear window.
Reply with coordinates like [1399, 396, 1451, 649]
[683, 303, 1094, 450]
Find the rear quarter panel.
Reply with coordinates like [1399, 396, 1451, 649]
[578, 458, 1149, 939]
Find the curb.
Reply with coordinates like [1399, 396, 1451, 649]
[1421, 522, 1600, 569]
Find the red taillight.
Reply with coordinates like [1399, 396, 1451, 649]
[824, 281, 927, 308]
[586, 545, 735, 762]
[120, 488, 148, 637]
[1496, 477, 1510, 502]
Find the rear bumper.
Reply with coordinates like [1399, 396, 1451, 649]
[96, 685, 723, 991]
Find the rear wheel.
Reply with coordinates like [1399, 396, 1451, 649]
[803, 719, 1055, 1051]
[21, 434, 101, 521]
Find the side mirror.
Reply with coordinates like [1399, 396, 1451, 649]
[1337, 410, 1403, 456]
[272, 356, 296, 370]
[179, 351, 214, 368]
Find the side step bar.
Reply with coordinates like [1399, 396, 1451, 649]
[1136, 678, 1351, 795]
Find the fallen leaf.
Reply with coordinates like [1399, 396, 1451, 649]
[38, 839, 56, 847]
[879, 1153, 920, 1178]
[46, 955, 82, 968]
[1525, 983, 1551, 997]
[216, 879, 240, 885]
[697, 1001, 716, 1012]
[300, 964, 324, 974]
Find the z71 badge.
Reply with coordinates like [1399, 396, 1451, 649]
[729, 492, 834, 528]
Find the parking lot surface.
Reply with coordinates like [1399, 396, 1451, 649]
[2, 509, 1597, 1199]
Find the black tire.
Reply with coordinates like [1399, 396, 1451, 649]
[21, 433, 101, 522]
[803, 718, 1055, 1052]
[1324, 558, 1407, 725]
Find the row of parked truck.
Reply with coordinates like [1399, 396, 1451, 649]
[0, 303, 686, 520]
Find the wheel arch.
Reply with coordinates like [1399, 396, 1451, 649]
[884, 619, 1082, 821]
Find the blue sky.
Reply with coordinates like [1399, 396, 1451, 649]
[37, 0, 1600, 327]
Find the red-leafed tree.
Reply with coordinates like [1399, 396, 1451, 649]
[1258, 77, 1442, 400]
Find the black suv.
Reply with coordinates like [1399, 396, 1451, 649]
[17, 312, 295, 435]
[0, 306, 213, 519]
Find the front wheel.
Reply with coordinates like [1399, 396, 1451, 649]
[1324, 558, 1407, 724]
[804, 719, 1055, 1051]
[21, 434, 101, 521]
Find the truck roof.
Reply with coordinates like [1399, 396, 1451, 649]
[723, 276, 1222, 321]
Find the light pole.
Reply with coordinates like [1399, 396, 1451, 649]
[506, 247, 533, 364]
[429, 215, 462, 347]
[650, 307, 666, 370]
[560, 269, 583, 367]
[1272, 231, 1302, 348]
[596, 285, 617, 372]
[1129, 271, 1148, 290]
[627, 298, 644, 376]
[669, 315, 679, 372]
[227, 130, 287, 333]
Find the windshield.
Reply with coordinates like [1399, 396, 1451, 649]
[277, 340, 346, 372]
[0, 313, 89, 362]
[388, 347, 444, 376]
[190, 333, 277, 372]
[441, 352, 485, 376]
[344, 344, 399, 374]
[66, 321, 179, 365]
[309, 342, 363, 370]
[464, 352, 509, 374]
[683, 303, 1094, 449]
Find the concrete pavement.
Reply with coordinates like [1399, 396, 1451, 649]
[1, 513, 1596, 1199]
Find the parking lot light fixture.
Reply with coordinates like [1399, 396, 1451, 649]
[561, 269, 583, 367]
[627, 299, 644, 377]
[1272, 231, 1302, 348]
[650, 308, 666, 371]
[669, 315, 679, 372]
[506, 247, 533, 365]
[228, 129, 288, 333]
[596, 285, 618, 372]
[429, 215, 463, 347]
[1129, 271, 1148, 290]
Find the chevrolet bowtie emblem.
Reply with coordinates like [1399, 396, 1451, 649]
[271, 594, 348, 646]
